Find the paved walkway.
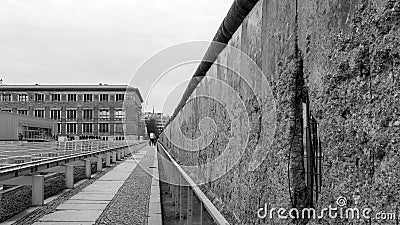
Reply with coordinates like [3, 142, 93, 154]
[27, 145, 159, 225]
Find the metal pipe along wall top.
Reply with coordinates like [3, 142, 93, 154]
[170, 0, 260, 123]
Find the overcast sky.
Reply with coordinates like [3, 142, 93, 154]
[0, 0, 232, 115]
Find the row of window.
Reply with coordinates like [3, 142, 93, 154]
[0, 93, 126, 102]
[60, 123, 125, 134]
[2, 109, 125, 119]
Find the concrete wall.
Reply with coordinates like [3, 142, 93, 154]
[160, 0, 400, 224]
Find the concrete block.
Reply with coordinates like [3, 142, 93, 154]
[85, 159, 91, 179]
[32, 175, 44, 206]
[97, 155, 102, 172]
[66, 165, 74, 189]
[105, 152, 111, 167]
[117, 150, 121, 161]
[112, 151, 116, 163]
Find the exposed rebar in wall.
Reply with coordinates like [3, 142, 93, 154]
[290, 0, 309, 223]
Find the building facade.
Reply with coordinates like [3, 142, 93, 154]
[144, 111, 170, 135]
[0, 111, 56, 141]
[0, 85, 143, 141]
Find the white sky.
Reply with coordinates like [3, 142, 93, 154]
[0, 0, 233, 115]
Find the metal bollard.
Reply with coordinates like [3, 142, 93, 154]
[85, 159, 91, 179]
[66, 165, 74, 189]
[106, 152, 111, 167]
[32, 175, 45, 206]
[97, 155, 103, 172]
[112, 151, 117, 163]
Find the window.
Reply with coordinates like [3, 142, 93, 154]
[83, 109, 93, 119]
[116, 94, 124, 101]
[66, 123, 77, 134]
[98, 123, 109, 133]
[67, 94, 76, 102]
[114, 123, 124, 133]
[50, 110, 61, 120]
[18, 110, 28, 115]
[115, 109, 125, 119]
[18, 94, 28, 102]
[99, 94, 109, 101]
[57, 123, 62, 134]
[34, 109, 45, 118]
[51, 94, 61, 101]
[1, 94, 11, 102]
[35, 93, 44, 102]
[66, 110, 77, 119]
[82, 123, 93, 133]
[83, 94, 92, 102]
[126, 94, 134, 100]
[99, 110, 109, 119]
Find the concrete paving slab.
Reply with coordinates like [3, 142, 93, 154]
[57, 203, 107, 210]
[34, 222, 93, 225]
[151, 177, 159, 186]
[39, 210, 103, 222]
[149, 201, 162, 214]
[147, 146, 162, 225]
[69, 193, 116, 201]
[147, 214, 162, 225]
[63, 200, 110, 204]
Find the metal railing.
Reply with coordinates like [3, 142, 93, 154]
[0, 140, 136, 169]
[157, 142, 229, 225]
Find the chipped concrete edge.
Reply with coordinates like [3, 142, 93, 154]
[147, 146, 162, 225]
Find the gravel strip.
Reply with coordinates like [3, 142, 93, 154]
[95, 147, 154, 225]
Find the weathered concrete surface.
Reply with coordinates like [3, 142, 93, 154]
[160, 0, 400, 224]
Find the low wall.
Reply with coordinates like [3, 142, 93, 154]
[0, 185, 32, 222]
[160, 0, 400, 224]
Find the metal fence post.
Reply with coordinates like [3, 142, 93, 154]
[200, 201, 204, 225]
[179, 173, 184, 224]
[174, 166, 179, 216]
[187, 187, 193, 225]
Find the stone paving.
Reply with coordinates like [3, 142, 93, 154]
[23, 145, 160, 225]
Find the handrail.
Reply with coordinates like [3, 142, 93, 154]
[0, 144, 123, 173]
[0, 141, 144, 181]
[158, 142, 229, 225]
[168, 0, 260, 125]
